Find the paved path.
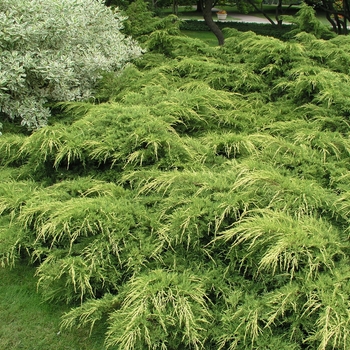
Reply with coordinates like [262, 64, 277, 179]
[220, 14, 272, 23]
[224, 14, 272, 23]
[212, 8, 272, 23]
[186, 6, 278, 24]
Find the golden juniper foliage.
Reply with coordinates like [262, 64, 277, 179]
[1, 27, 350, 349]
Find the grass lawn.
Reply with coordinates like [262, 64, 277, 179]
[0, 262, 109, 350]
[182, 30, 219, 46]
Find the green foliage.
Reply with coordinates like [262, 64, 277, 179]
[283, 4, 335, 39]
[105, 270, 211, 349]
[122, 0, 182, 42]
[0, 0, 142, 129]
[122, 0, 156, 37]
[1, 22, 350, 350]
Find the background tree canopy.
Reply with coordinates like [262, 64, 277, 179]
[1, 3, 350, 350]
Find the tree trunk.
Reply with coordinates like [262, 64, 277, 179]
[202, 0, 224, 45]
[320, 0, 350, 34]
[275, 0, 283, 27]
[334, 15, 343, 33]
[172, 0, 178, 15]
[326, 11, 338, 32]
[246, 0, 277, 25]
[343, 0, 350, 34]
[343, 18, 348, 34]
[196, 0, 203, 12]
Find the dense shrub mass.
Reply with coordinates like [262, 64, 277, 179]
[1, 23, 350, 349]
[0, 0, 142, 129]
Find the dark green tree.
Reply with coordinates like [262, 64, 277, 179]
[305, 0, 350, 34]
[284, 3, 336, 38]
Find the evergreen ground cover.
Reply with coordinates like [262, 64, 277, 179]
[1, 10, 350, 350]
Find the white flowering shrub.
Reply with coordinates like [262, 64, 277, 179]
[0, 0, 142, 129]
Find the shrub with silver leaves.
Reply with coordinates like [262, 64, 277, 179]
[0, 0, 143, 129]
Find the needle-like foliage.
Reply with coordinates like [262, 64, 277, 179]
[0, 21, 350, 350]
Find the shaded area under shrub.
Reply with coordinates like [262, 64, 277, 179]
[180, 20, 295, 39]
